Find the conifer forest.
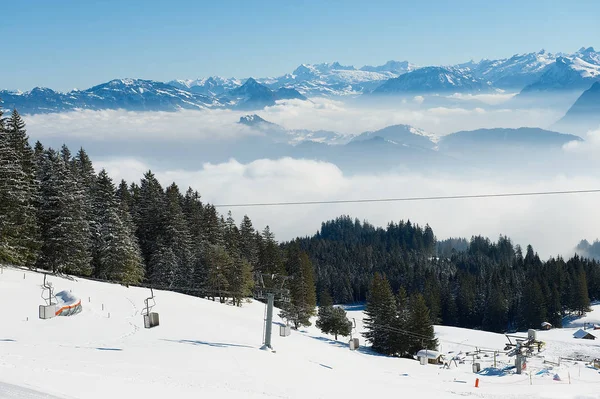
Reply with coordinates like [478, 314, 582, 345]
[1, 107, 599, 356]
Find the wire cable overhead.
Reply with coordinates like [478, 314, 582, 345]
[213, 188, 600, 208]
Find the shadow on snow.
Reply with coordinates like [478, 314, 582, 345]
[161, 339, 254, 349]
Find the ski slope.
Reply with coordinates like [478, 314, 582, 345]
[1, 266, 600, 399]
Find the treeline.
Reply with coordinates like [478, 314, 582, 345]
[2, 108, 599, 339]
[0, 108, 317, 326]
[296, 216, 599, 332]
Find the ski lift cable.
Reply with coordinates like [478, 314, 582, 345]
[375, 324, 502, 352]
[212, 189, 600, 208]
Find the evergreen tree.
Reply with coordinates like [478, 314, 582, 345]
[239, 215, 258, 268]
[363, 273, 398, 355]
[226, 255, 254, 306]
[37, 150, 92, 275]
[6, 109, 35, 180]
[482, 279, 508, 332]
[573, 268, 591, 316]
[205, 244, 232, 302]
[393, 286, 411, 357]
[257, 226, 285, 288]
[149, 243, 177, 288]
[521, 279, 546, 328]
[134, 171, 167, 278]
[93, 170, 144, 284]
[316, 305, 352, 340]
[407, 293, 438, 355]
[0, 109, 39, 266]
[280, 245, 317, 328]
[164, 183, 194, 290]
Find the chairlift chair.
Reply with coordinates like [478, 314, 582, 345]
[142, 288, 159, 328]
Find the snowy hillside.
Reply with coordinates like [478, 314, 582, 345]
[2, 266, 600, 399]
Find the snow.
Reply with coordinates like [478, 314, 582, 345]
[2, 266, 600, 399]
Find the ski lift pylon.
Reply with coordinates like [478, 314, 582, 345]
[39, 273, 57, 320]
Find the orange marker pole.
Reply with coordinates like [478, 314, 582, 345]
[475, 378, 479, 388]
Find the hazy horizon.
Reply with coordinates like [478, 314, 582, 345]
[22, 94, 600, 259]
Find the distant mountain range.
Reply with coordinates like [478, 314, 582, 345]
[219, 114, 584, 174]
[553, 82, 600, 133]
[0, 78, 305, 114]
[239, 113, 581, 148]
[2, 47, 599, 114]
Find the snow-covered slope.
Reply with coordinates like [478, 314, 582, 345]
[462, 49, 559, 89]
[2, 266, 600, 399]
[350, 124, 438, 149]
[4, 47, 600, 114]
[373, 67, 491, 94]
[0, 79, 220, 114]
[520, 57, 600, 94]
[258, 62, 411, 97]
[219, 78, 306, 109]
[168, 76, 242, 96]
[237, 114, 350, 145]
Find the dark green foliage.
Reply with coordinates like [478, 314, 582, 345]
[37, 150, 92, 275]
[93, 170, 144, 284]
[0, 109, 39, 266]
[407, 293, 438, 354]
[294, 216, 600, 333]
[0, 112, 274, 306]
[204, 244, 232, 302]
[316, 305, 352, 340]
[239, 215, 259, 268]
[279, 244, 317, 328]
[362, 273, 398, 355]
[133, 171, 167, 276]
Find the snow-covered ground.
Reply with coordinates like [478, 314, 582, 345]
[1, 266, 600, 399]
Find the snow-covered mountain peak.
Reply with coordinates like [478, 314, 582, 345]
[238, 114, 277, 127]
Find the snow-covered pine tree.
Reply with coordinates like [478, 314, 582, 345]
[149, 242, 177, 288]
[72, 148, 99, 268]
[182, 188, 203, 242]
[164, 183, 194, 291]
[0, 108, 39, 266]
[134, 171, 167, 278]
[94, 169, 143, 284]
[221, 212, 253, 306]
[37, 149, 92, 275]
[116, 179, 133, 212]
[201, 204, 224, 247]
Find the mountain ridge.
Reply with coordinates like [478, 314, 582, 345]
[2, 47, 600, 114]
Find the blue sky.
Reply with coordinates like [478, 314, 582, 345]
[2, 0, 599, 91]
